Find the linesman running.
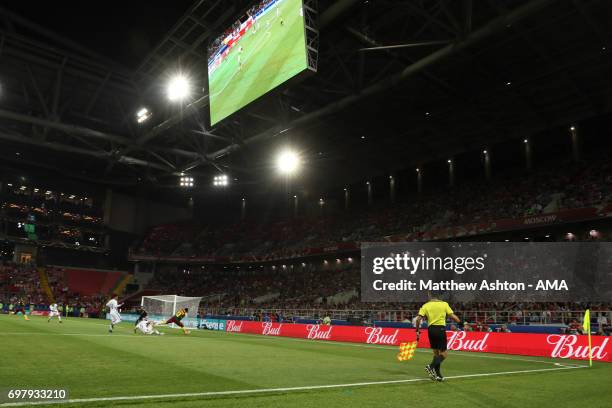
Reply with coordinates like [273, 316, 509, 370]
[415, 294, 463, 381]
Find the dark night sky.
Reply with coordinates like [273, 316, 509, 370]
[1, 1, 193, 68]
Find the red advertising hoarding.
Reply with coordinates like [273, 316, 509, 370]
[225, 321, 611, 362]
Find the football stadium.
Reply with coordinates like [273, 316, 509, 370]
[0, 0, 612, 407]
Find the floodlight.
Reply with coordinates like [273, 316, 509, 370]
[136, 107, 152, 123]
[276, 149, 300, 175]
[179, 175, 194, 188]
[167, 75, 191, 102]
[213, 174, 229, 187]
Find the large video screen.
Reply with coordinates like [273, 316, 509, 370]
[207, 0, 309, 126]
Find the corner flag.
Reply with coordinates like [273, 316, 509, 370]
[583, 309, 592, 367]
[397, 341, 418, 361]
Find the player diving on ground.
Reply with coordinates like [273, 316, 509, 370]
[135, 317, 164, 335]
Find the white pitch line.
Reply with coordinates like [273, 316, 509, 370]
[0, 365, 584, 407]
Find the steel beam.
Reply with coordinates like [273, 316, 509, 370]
[0, 130, 172, 172]
[0, 108, 132, 145]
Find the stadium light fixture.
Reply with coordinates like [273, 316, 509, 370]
[483, 150, 488, 154]
[136, 107, 152, 123]
[167, 74, 191, 102]
[276, 149, 300, 175]
[570, 126, 576, 131]
[523, 139, 528, 143]
[180, 175, 194, 188]
[213, 174, 229, 187]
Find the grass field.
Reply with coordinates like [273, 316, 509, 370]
[208, 0, 308, 125]
[1, 315, 610, 407]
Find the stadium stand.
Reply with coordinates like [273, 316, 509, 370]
[0, 262, 123, 318]
[134, 155, 611, 261]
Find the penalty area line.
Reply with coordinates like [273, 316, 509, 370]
[0, 365, 585, 407]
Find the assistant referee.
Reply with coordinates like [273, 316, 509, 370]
[415, 296, 462, 381]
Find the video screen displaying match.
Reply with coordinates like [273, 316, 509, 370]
[207, 0, 309, 125]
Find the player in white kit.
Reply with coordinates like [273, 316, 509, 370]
[135, 318, 163, 335]
[48, 303, 62, 323]
[106, 294, 122, 333]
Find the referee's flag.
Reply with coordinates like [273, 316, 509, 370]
[583, 309, 593, 367]
[397, 341, 418, 361]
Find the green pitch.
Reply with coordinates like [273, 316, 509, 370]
[1, 315, 610, 408]
[208, 0, 308, 125]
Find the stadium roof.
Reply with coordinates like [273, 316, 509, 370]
[1, 0, 611, 197]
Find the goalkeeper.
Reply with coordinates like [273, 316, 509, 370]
[162, 308, 190, 335]
[415, 295, 463, 382]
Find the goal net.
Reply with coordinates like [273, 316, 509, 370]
[141, 295, 202, 321]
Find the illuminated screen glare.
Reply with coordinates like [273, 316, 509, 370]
[207, 0, 308, 125]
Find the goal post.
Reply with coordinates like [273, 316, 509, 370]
[141, 295, 202, 327]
